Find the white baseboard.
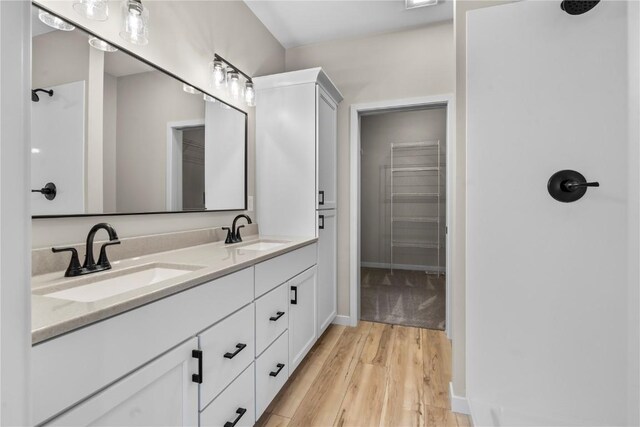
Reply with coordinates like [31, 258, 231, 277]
[332, 315, 354, 326]
[449, 382, 470, 415]
[361, 262, 445, 272]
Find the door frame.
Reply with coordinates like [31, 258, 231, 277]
[165, 119, 205, 211]
[349, 94, 455, 338]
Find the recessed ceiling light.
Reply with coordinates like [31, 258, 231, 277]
[88, 37, 118, 52]
[406, 0, 439, 9]
[38, 9, 76, 31]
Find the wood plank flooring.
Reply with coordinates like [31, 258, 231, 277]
[257, 322, 470, 427]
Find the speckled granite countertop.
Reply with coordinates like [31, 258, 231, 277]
[31, 236, 317, 345]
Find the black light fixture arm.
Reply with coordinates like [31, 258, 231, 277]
[214, 53, 252, 82]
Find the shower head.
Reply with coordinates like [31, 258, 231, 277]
[561, 0, 600, 15]
[31, 88, 54, 102]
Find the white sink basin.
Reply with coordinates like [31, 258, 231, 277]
[44, 264, 199, 303]
[239, 240, 289, 251]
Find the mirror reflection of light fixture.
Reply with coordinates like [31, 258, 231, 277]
[203, 94, 216, 102]
[73, 0, 109, 21]
[244, 81, 255, 107]
[38, 9, 76, 31]
[227, 70, 241, 100]
[211, 60, 226, 88]
[182, 84, 201, 95]
[405, 0, 438, 9]
[88, 37, 118, 52]
[120, 0, 149, 46]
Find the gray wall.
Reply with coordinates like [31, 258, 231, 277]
[361, 108, 446, 269]
[285, 21, 454, 317]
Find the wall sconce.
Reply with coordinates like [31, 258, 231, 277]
[120, 0, 149, 46]
[211, 54, 255, 107]
[73, 0, 109, 21]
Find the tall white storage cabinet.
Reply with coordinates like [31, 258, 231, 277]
[255, 68, 343, 345]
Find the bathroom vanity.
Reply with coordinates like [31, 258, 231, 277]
[31, 236, 318, 426]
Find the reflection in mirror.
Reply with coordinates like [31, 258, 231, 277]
[30, 6, 247, 217]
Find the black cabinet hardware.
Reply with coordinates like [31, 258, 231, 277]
[318, 190, 325, 205]
[291, 286, 298, 304]
[269, 363, 285, 377]
[32, 182, 57, 200]
[192, 350, 203, 384]
[224, 408, 247, 427]
[224, 343, 247, 359]
[319, 215, 325, 230]
[269, 311, 285, 321]
[548, 169, 600, 203]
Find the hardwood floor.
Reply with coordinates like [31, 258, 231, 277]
[257, 322, 470, 427]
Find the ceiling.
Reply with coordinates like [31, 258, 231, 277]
[244, 0, 453, 49]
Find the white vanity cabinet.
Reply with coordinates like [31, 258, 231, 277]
[288, 266, 318, 372]
[45, 338, 199, 426]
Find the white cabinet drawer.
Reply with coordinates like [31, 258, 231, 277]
[255, 283, 289, 356]
[255, 243, 317, 297]
[33, 268, 254, 425]
[200, 363, 255, 427]
[199, 303, 255, 409]
[255, 331, 289, 419]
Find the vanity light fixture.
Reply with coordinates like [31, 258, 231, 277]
[244, 81, 256, 107]
[73, 0, 109, 21]
[38, 9, 76, 31]
[211, 59, 226, 88]
[182, 84, 201, 95]
[88, 37, 118, 52]
[212, 54, 256, 107]
[405, 0, 438, 9]
[120, 0, 149, 46]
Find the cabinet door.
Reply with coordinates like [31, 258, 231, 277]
[288, 266, 317, 372]
[316, 85, 338, 210]
[46, 338, 198, 426]
[317, 210, 337, 335]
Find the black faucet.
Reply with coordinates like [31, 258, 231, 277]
[223, 214, 252, 244]
[52, 223, 121, 277]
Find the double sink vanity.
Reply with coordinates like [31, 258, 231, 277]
[31, 226, 320, 426]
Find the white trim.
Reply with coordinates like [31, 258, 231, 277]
[349, 95, 455, 337]
[0, 1, 32, 424]
[331, 315, 352, 326]
[449, 382, 470, 415]
[165, 119, 205, 211]
[361, 262, 445, 272]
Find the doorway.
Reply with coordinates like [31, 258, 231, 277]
[349, 95, 454, 336]
[360, 106, 447, 330]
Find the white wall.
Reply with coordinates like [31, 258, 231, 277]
[0, 1, 31, 423]
[32, 0, 285, 248]
[466, 1, 634, 425]
[285, 22, 454, 316]
[360, 108, 446, 268]
[103, 73, 117, 212]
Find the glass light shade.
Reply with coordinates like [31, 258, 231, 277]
[88, 37, 118, 52]
[227, 70, 241, 100]
[203, 94, 216, 102]
[120, 0, 149, 46]
[211, 60, 226, 88]
[244, 81, 256, 107]
[182, 84, 201, 95]
[73, 0, 109, 21]
[38, 10, 76, 31]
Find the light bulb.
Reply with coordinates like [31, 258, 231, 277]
[244, 81, 256, 107]
[120, 0, 148, 46]
[88, 37, 118, 52]
[38, 10, 75, 31]
[182, 84, 201, 95]
[73, 0, 108, 21]
[227, 70, 241, 100]
[211, 60, 226, 88]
